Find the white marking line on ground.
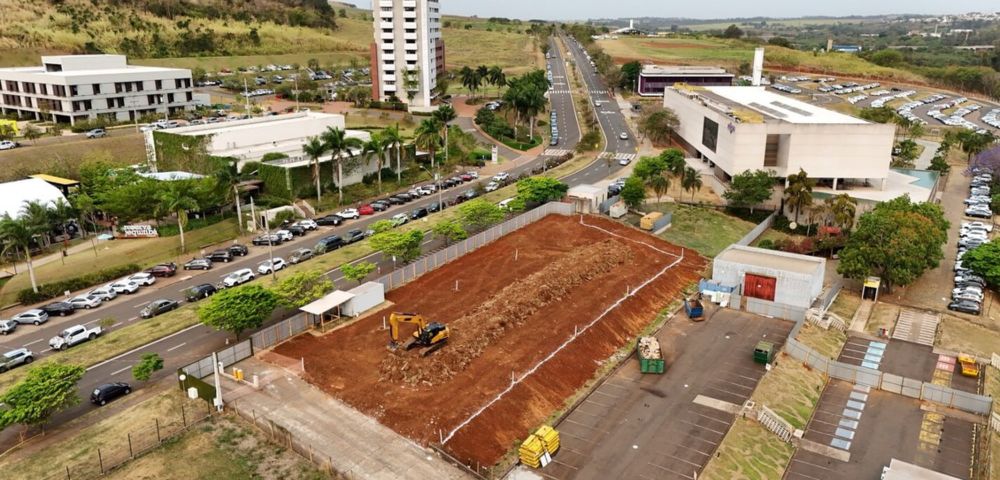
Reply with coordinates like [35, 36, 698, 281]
[110, 323, 122, 329]
[22, 338, 43, 347]
[689, 410, 733, 428]
[167, 342, 187, 352]
[648, 458, 699, 477]
[790, 457, 841, 474]
[87, 323, 204, 372]
[678, 418, 727, 437]
[110, 365, 132, 376]
[657, 439, 715, 457]
[126, 316, 138, 322]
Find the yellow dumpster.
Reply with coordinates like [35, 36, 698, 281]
[640, 212, 663, 231]
[534, 425, 560, 454]
[958, 353, 980, 378]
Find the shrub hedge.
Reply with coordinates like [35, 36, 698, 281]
[17, 263, 142, 305]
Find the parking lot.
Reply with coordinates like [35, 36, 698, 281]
[786, 379, 974, 480]
[539, 308, 793, 480]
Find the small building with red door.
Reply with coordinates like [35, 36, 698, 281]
[712, 245, 826, 321]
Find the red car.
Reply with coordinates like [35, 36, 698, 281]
[460, 174, 473, 182]
[359, 204, 375, 216]
[146, 262, 177, 278]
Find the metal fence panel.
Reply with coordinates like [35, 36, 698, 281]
[880, 373, 903, 395]
[921, 382, 993, 414]
[736, 211, 776, 246]
[901, 377, 922, 398]
[746, 297, 807, 322]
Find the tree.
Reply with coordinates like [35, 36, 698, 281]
[212, 159, 243, 231]
[837, 196, 949, 292]
[487, 65, 506, 92]
[155, 180, 200, 253]
[22, 124, 42, 145]
[620, 176, 646, 210]
[661, 148, 686, 195]
[0, 363, 85, 432]
[370, 229, 424, 263]
[723, 24, 744, 39]
[858, 106, 899, 124]
[302, 136, 327, 202]
[681, 167, 703, 202]
[620, 61, 641, 91]
[459, 66, 482, 98]
[958, 130, 996, 162]
[647, 174, 670, 203]
[825, 194, 858, 231]
[0, 214, 42, 293]
[432, 219, 468, 246]
[269, 267, 332, 307]
[19, 200, 53, 248]
[415, 118, 444, 170]
[961, 241, 1000, 287]
[768, 37, 792, 48]
[382, 124, 404, 184]
[432, 105, 457, 166]
[638, 106, 679, 146]
[515, 177, 568, 206]
[784, 168, 815, 223]
[132, 353, 164, 382]
[341, 261, 377, 285]
[632, 155, 667, 182]
[928, 154, 951, 174]
[362, 131, 389, 193]
[723, 169, 775, 213]
[198, 284, 280, 339]
[0, 124, 14, 141]
[870, 49, 905, 68]
[369, 219, 396, 234]
[458, 199, 505, 231]
[321, 127, 364, 205]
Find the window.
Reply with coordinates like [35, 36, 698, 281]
[764, 134, 780, 167]
[702, 117, 719, 153]
[155, 80, 162, 90]
[92, 83, 101, 94]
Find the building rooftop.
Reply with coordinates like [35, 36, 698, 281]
[716, 245, 825, 276]
[165, 111, 336, 137]
[0, 55, 188, 78]
[641, 65, 732, 77]
[696, 86, 868, 125]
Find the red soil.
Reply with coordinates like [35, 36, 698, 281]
[268, 214, 706, 466]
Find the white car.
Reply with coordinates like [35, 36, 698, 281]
[88, 286, 118, 302]
[0, 140, 19, 150]
[221, 268, 255, 288]
[295, 219, 318, 230]
[963, 221, 993, 233]
[390, 213, 409, 227]
[619, 158, 632, 166]
[619, 132, 630, 140]
[11, 309, 49, 325]
[418, 185, 436, 195]
[257, 258, 287, 274]
[127, 272, 156, 286]
[493, 172, 510, 182]
[107, 280, 140, 294]
[68, 294, 103, 310]
[337, 208, 360, 220]
[275, 230, 294, 242]
[466, 171, 479, 179]
[485, 181, 499, 192]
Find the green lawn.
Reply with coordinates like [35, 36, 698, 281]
[796, 322, 847, 359]
[752, 359, 826, 430]
[0, 133, 145, 183]
[700, 419, 795, 480]
[645, 203, 756, 257]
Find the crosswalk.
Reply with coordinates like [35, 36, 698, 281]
[543, 149, 572, 157]
[598, 152, 636, 161]
[548, 90, 571, 95]
[588, 90, 610, 95]
[892, 309, 938, 346]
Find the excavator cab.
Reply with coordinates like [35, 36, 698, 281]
[388, 312, 450, 356]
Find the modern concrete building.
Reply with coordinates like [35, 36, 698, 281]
[662, 85, 926, 205]
[370, 0, 444, 111]
[0, 55, 194, 125]
[712, 245, 826, 321]
[637, 65, 733, 97]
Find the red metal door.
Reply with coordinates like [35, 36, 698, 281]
[744, 273, 776, 301]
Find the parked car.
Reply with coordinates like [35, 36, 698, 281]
[206, 249, 233, 263]
[221, 269, 255, 288]
[466, 171, 479, 179]
[619, 132, 629, 140]
[288, 248, 314, 264]
[85, 128, 107, 139]
[461, 190, 478, 201]
[370, 201, 389, 212]
[273, 230, 292, 242]
[257, 258, 287, 275]
[286, 224, 307, 236]
[88, 285, 118, 302]
[948, 300, 981, 315]
[252, 234, 282, 246]
[0, 320, 17, 335]
[41, 302, 76, 317]
[315, 215, 344, 226]
[397, 193, 414, 202]
[91, 382, 131, 406]
[494, 172, 510, 182]
[128, 272, 157, 286]
[0, 348, 33, 372]
[337, 208, 360, 220]
[359, 204, 375, 216]
[295, 219, 318, 230]
[314, 236, 344, 254]
[228, 244, 250, 256]
[485, 181, 499, 192]
[965, 208, 993, 218]
[390, 213, 409, 227]
[11, 309, 47, 326]
[141, 299, 180, 318]
[184, 258, 213, 270]
[0, 140, 20, 150]
[410, 207, 429, 220]
[68, 294, 103, 310]
[107, 280, 140, 294]
[186, 284, 218, 302]
[344, 229, 366, 244]
[427, 202, 441, 213]
[49, 324, 102, 350]
[146, 262, 177, 278]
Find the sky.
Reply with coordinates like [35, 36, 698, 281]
[352, 1, 1000, 21]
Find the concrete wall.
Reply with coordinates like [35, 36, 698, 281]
[712, 257, 823, 309]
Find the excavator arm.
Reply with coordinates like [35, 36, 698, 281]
[388, 312, 427, 348]
[387, 312, 449, 356]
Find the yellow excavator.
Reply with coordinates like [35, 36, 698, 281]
[388, 312, 450, 356]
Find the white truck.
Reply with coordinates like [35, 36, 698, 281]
[49, 324, 102, 350]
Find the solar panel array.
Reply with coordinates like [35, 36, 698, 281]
[748, 102, 786, 119]
[771, 101, 814, 117]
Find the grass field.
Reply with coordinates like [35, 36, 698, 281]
[681, 18, 880, 31]
[0, 133, 145, 183]
[866, 302, 900, 337]
[700, 418, 795, 480]
[937, 314, 1000, 359]
[645, 203, 756, 257]
[796, 322, 847, 359]
[752, 357, 826, 430]
[828, 291, 861, 323]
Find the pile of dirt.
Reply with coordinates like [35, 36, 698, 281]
[378, 239, 633, 386]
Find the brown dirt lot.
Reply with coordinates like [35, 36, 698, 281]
[268, 214, 706, 466]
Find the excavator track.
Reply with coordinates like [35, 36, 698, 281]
[419, 339, 447, 357]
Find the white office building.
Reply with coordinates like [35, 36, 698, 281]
[370, 0, 444, 111]
[0, 55, 194, 125]
[662, 85, 934, 205]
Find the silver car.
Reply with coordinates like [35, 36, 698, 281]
[0, 348, 33, 372]
[0, 319, 16, 335]
[11, 309, 49, 325]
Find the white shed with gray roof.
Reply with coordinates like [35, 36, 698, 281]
[712, 245, 825, 320]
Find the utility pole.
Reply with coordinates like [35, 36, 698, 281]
[243, 78, 251, 116]
[294, 76, 300, 113]
[262, 213, 277, 281]
[212, 351, 224, 412]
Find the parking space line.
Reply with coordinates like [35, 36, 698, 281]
[551, 459, 578, 471]
[22, 339, 43, 347]
[657, 441, 714, 457]
[678, 418, 726, 437]
[167, 342, 187, 352]
[557, 429, 597, 444]
[689, 410, 733, 427]
[650, 453, 702, 471]
[110, 365, 132, 376]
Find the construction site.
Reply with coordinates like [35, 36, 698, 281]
[266, 214, 706, 468]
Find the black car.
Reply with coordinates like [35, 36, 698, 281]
[141, 299, 180, 318]
[427, 202, 441, 213]
[206, 249, 232, 263]
[228, 244, 249, 256]
[186, 284, 218, 302]
[183, 258, 213, 270]
[948, 300, 981, 315]
[91, 382, 131, 406]
[388, 196, 406, 205]
[314, 235, 344, 254]
[287, 225, 307, 236]
[397, 193, 413, 202]
[252, 234, 282, 246]
[41, 302, 75, 316]
[371, 201, 389, 212]
[315, 215, 344, 226]
[344, 229, 365, 244]
[410, 207, 429, 220]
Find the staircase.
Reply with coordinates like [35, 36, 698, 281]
[892, 309, 939, 346]
[848, 300, 874, 333]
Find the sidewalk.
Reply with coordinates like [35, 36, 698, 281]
[226, 358, 470, 480]
[0, 236, 110, 280]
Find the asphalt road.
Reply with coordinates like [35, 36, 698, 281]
[0, 35, 638, 451]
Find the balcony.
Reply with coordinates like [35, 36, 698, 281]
[405, 53, 419, 62]
[384, 84, 397, 92]
[379, 21, 393, 30]
[382, 74, 396, 82]
[404, 32, 418, 41]
[380, 32, 395, 40]
[403, 0, 416, 7]
[378, 0, 393, 7]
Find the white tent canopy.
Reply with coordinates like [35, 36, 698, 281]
[300, 290, 355, 315]
[0, 178, 67, 220]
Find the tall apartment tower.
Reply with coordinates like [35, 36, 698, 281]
[370, 0, 444, 111]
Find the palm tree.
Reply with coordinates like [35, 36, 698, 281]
[321, 127, 364, 205]
[433, 105, 457, 165]
[647, 174, 670, 203]
[487, 66, 506, 93]
[661, 149, 686, 196]
[362, 131, 389, 193]
[156, 181, 200, 253]
[382, 124, 404, 184]
[460, 66, 481, 98]
[19, 200, 53, 248]
[784, 168, 815, 224]
[826, 194, 857, 231]
[301, 136, 328, 203]
[0, 214, 43, 293]
[213, 160, 243, 231]
[49, 198, 76, 258]
[415, 118, 444, 171]
[476, 65, 489, 92]
[681, 167, 703, 202]
[639, 107, 680, 146]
